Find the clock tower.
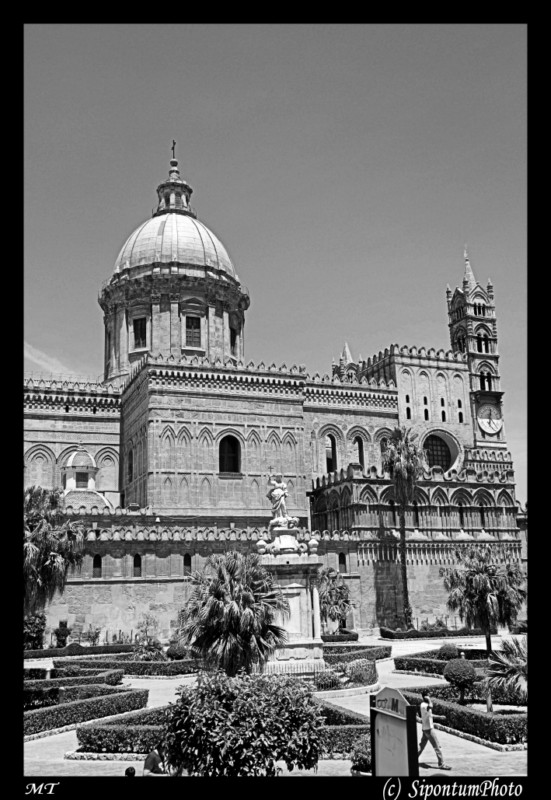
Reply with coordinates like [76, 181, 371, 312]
[446, 250, 506, 451]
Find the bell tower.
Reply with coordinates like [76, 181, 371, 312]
[446, 250, 506, 450]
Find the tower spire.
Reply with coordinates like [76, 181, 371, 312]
[153, 143, 196, 218]
[463, 245, 477, 291]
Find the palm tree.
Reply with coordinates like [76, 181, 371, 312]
[381, 427, 426, 629]
[178, 551, 290, 676]
[485, 635, 527, 702]
[318, 567, 351, 632]
[24, 486, 84, 616]
[440, 545, 526, 655]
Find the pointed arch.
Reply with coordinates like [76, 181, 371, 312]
[250, 478, 261, 506]
[347, 426, 372, 445]
[160, 426, 175, 470]
[450, 488, 473, 506]
[96, 452, 118, 491]
[197, 427, 214, 471]
[413, 486, 430, 505]
[359, 485, 378, 505]
[199, 477, 213, 507]
[430, 487, 449, 506]
[25, 444, 56, 489]
[496, 489, 515, 507]
[179, 476, 190, 506]
[161, 476, 174, 504]
[474, 488, 495, 507]
[380, 486, 396, 504]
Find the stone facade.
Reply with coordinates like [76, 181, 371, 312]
[24, 154, 525, 640]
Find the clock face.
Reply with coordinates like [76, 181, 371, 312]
[477, 403, 503, 434]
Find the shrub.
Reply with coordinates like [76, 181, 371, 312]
[346, 659, 377, 686]
[394, 651, 488, 675]
[400, 681, 526, 707]
[24, 613, 47, 650]
[437, 644, 460, 660]
[25, 669, 124, 690]
[324, 647, 390, 666]
[24, 643, 134, 659]
[132, 639, 167, 662]
[53, 622, 72, 648]
[166, 642, 190, 661]
[314, 670, 341, 691]
[379, 626, 497, 640]
[350, 733, 371, 772]
[24, 686, 60, 711]
[163, 671, 326, 776]
[321, 631, 359, 642]
[444, 659, 477, 704]
[25, 684, 126, 711]
[24, 688, 149, 735]
[401, 689, 526, 745]
[65, 658, 198, 676]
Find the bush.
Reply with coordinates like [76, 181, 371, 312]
[400, 681, 526, 707]
[24, 643, 134, 659]
[324, 647, 390, 666]
[24, 613, 47, 650]
[350, 733, 371, 772]
[24, 686, 60, 711]
[24, 688, 149, 735]
[394, 651, 488, 676]
[444, 659, 477, 704]
[53, 622, 72, 648]
[25, 684, 126, 711]
[437, 644, 460, 660]
[321, 631, 359, 642]
[379, 626, 497, 640]
[163, 671, 327, 776]
[346, 659, 377, 686]
[166, 642, 191, 661]
[401, 689, 526, 745]
[314, 670, 341, 691]
[26, 669, 124, 690]
[323, 644, 391, 659]
[65, 658, 198, 676]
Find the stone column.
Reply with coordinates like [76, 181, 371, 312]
[151, 294, 161, 353]
[119, 308, 128, 374]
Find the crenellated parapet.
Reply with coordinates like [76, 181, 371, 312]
[24, 376, 121, 414]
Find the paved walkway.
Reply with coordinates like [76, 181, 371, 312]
[24, 635, 526, 778]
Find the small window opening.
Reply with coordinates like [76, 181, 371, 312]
[93, 555, 102, 578]
[133, 317, 147, 349]
[185, 316, 201, 347]
[133, 554, 142, 578]
[184, 553, 192, 575]
[76, 472, 88, 489]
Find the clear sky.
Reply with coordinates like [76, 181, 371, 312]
[24, 24, 526, 503]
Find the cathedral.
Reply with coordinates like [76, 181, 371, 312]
[23, 152, 525, 641]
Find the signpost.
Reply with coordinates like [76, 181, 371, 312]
[370, 686, 419, 777]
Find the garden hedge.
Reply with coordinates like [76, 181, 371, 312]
[321, 631, 359, 642]
[380, 626, 497, 640]
[394, 651, 488, 675]
[324, 646, 391, 666]
[76, 697, 371, 757]
[24, 688, 149, 735]
[401, 681, 526, 706]
[24, 684, 127, 712]
[24, 643, 134, 659]
[24, 669, 124, 691]
[66, 658, 198, 676]
[401, 689, 526, 744]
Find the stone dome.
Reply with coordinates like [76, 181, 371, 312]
[113, 213, 236, 278]
[66, 447, 96, 470]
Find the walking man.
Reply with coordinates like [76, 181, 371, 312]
[418, 691, 451, 770]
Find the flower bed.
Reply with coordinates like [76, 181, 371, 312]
[324, 645, 391, 663]
[24, 643, 134, 659]
[401, 687, 526, 744]
[76, 696, 370, 758]
[24, 669, 124, 691]
[24, 688, 149, 735]
[380, 626, 496, 640]
[66, 658, 198, 676]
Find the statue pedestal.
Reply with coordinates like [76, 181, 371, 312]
[259, 531, 325, 676]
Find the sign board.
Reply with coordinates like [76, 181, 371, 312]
[370, 688, 419, 777]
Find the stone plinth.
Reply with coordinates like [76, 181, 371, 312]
[260, 545, 325, 676]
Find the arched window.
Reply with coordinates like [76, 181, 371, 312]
[93, 555, 102, 578]
[389, 499, 397, 525]
[380, 437, 388, 454]
[338, 552, 347, 574]
[458, 502, 464, 527]
[353, 436, 365, 469]
[133, 554, 142, 578]
[230, 327, 238, 357]
[405, 394, 410, 403]
[458, 399, 462, 409]
[127, 450, 134, 483]
[458, 412, 464, 423]
[413, 501, 420, 527]
[424, 409, 429, 421]
[477, 335, 483, 353]
[423, 397, 428, 405]
[406, 407, 411, 419]
[483, 336, 490, 353]
[480, 504, 486, 528]
[325, 434, 337, 473]
[440, 398, 445, 407]
[441, 411, 446, 422]
[425, 435, 452, 471]
[219, 435, 240, 473]
[184, 553, 192, 576]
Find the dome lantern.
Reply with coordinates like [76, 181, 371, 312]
[154, 146, 197, 218]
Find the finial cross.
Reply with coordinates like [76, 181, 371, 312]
[171, 140, 176, 159]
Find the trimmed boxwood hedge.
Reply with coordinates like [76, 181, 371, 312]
[24, 688, 149, 735]
[66, 658, 198, 676]
[401, 681, 526, 707]
[76, 697, 371, 757]
[394, 653, 488, 675]
[321, 631, 359, 642]
[25, 669, 124, 690]
[324, 646, 391, 665]
[24, 684, 128, 711]
[401, 689, 526, 744]
[380, 626, 497, 640]
[24, 643, 134, 659]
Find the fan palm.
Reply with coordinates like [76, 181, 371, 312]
[485, 635, 527, 701]
[318, 567, 350, 630]
[178, 551, 290, 676]
[24, 486, 84, 616]
[381, 426, 426, 629]
[440, 545, 526, 655]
